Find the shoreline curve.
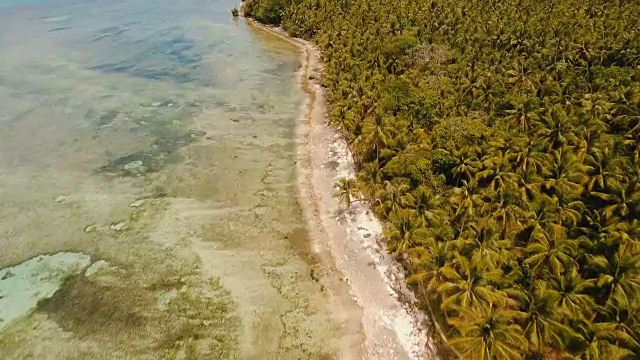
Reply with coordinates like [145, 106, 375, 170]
[244, 17, 439, 360]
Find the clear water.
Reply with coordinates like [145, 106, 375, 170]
[0, 0, 350, 358]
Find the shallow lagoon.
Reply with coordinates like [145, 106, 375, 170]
[0, 0, 354, 358]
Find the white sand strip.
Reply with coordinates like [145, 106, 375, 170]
[243, 20, 440, 359]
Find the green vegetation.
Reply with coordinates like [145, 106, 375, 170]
[243, 0, 287, 25]
[335, 177, 359, 209]
[244, 0, 640, 358]
[231, 7, 239, 17]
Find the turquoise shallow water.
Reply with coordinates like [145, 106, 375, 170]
[0, 0, 47, 9]
[0, 0, 357, 358]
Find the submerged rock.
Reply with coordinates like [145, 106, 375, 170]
[85, 260, 110, 277]
[123, 160, 146, 173]
[84, 224, 99, 233]
[129, 199, 146, 208]
[156, 288, 179, 310]
[0, 252, 92, 332]
[54, 195, 68, 203]
[110, 221, 127, 231]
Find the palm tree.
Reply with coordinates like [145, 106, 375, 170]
[428, 221, 457, 244]
[384, 209, 427, 255]
[598, 305, 640, 354]
[406, 234, 454, 292]
[610, 89, 640, 135]
[603, 220, 640, 251]
[330, 104, 356, 135]
[585, 145, 626, 193]
[335, 177, 359, 209]
[576, 125, 605, 163]
[555, 192, 586, 228]
[573, 319, 637, 360]
[518, 281, 578, 355]
[546, 267, 597, 320]
[361, 112, 394, 162]
[473, 74, 504, 113]
[476, 152, 517, 193]
[587, 248, 640, 311]
[376, 180, 414, 219]
[504, 97, 539, 133]
[505, 59, 537, 96]
[592, 181, 640, 221]
[455, 218, 510, 267]
[437, 254, 512, 311]
[357, 160, 383, 200]
[450, 180, 483, 223]
[524, 194, 559, 235]
[524, 224, 578, 278]
[508, 136, 550, 175]
[448, 306, 528, 360]
[452, 149, 482, 185]
[537, 104, 578, 150]
[543, 147, 589, 199]
[489, 184, 526, 237]
[411, 186, 445, 226]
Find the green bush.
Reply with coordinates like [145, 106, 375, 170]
[243, 0, 288, 25]
[431, 155, 459, 177]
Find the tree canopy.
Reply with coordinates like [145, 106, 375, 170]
[244, 0, 640, 358]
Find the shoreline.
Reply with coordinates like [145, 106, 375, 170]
[245, 19, 439, 360]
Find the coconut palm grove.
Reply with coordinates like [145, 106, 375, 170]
[243, 0, 640, 358]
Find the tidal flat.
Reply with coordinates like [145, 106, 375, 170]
[0, 0, 363, 358]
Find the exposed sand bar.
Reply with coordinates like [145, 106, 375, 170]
[246, 20, 440, 360]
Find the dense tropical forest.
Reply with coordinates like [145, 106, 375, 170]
[243, 0, 640, 358]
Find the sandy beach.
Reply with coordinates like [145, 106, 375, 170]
[246, 20, 440, 360]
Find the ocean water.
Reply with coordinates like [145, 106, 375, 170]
[0, 0, 351, 358]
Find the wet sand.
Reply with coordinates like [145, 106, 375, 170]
[245, 20, 440, 360]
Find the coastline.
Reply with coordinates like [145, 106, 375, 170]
[245, 18, 439, 360]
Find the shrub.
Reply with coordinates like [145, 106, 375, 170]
[243, 0, 288, 25]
